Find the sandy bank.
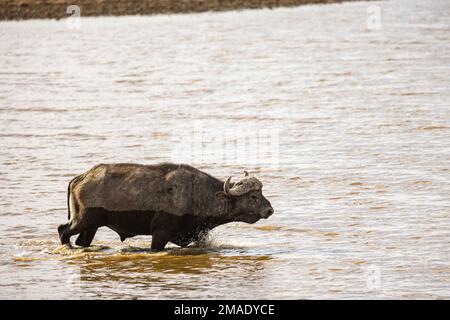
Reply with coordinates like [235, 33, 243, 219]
[1, 0, 363, 21]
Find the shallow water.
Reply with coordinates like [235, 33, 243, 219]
[1, 0, 450, 299]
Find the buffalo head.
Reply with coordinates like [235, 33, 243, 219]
[219, 171, 273, 224]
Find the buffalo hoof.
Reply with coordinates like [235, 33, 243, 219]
[57, 223, 70, 245]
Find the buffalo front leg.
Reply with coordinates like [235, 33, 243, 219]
[194, 230, 210, 246]
[171, 238, 192, 248]
[75, 228, 98, 247]
[151, 230, 170, 251]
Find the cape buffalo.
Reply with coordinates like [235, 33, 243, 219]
[57, 163, 273, 250]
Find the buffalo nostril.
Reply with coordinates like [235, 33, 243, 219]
[261, 208, 273, 218]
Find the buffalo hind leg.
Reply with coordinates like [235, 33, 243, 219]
[58, 223, 71, 245]
[58, 221, 87, 246]
[58, 208, 105, 246]
[75, 228, 98, 247]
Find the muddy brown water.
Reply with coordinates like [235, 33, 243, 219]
[0, 0, 449, 299]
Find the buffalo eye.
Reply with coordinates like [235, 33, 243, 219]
[251, 195, 258, 201]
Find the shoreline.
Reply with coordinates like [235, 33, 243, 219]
[2, 0, 364, 21]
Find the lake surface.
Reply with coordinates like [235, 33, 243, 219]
[0, 0, 449, 299]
